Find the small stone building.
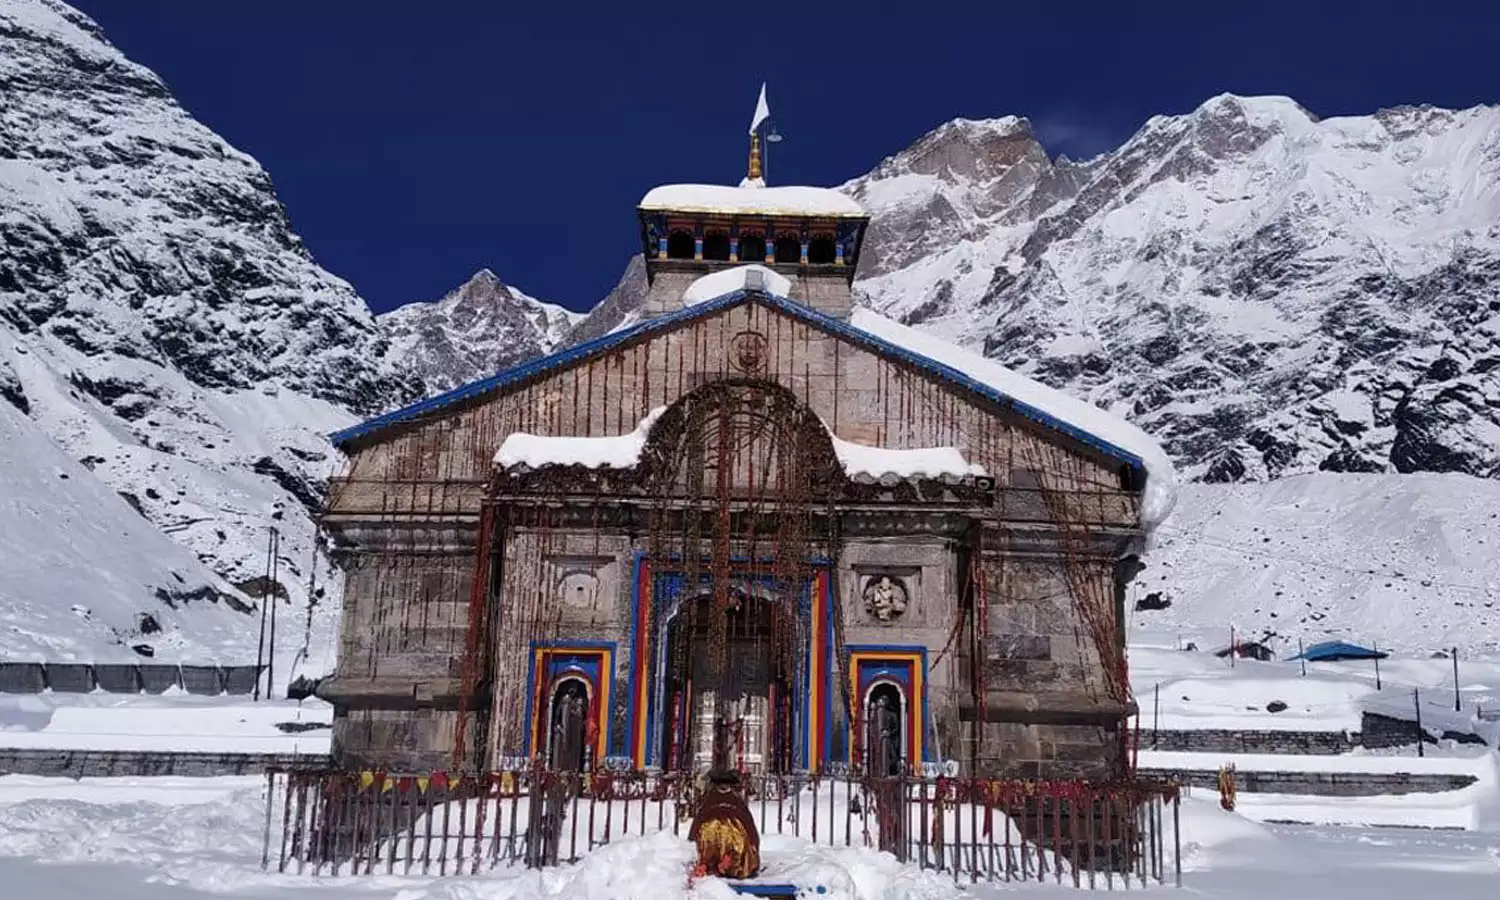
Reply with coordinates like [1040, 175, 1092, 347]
[317, 136, 1172, 780]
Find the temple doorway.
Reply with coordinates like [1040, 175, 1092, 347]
[660, 590, 796, 774]
[546, 677, 589, 772]
[864, 682, 906, 775]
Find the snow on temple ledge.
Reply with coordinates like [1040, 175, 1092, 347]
[639, 184, 866, 218]
[496, 407, 667, 470]
[495, 406, 989, 483]
[488, 282, 1177, 528]
[682, 265, 791, 306]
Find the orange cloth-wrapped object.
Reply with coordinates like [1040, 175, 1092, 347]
[688, 769, 761, 879]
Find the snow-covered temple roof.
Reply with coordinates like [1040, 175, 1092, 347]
[638, 184, 866, 218]
[844, 308, 1177, 530]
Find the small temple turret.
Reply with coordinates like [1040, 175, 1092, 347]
[636, 84, 870, 321]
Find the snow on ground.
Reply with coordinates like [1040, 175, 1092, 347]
[0, 398, 255, 664]
[1132, 473, 1500, 655]
[2, 775, 1500, 899]
[1128, 631, 1500, 737]
[0, 693, 331, 755]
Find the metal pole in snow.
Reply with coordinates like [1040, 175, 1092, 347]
[1172, 795, 1182, 889]
[267, 527, 280, 700]
[1298, 638, 1306, 677]
[1153, 683, 1160, 749]
[1453, 647, 1461, 712]
[254, 527, 274, 702]
[1229, 626, 1235, 669]
[1413, 688, 1425, 758]
[1373, 640, 1381, 691]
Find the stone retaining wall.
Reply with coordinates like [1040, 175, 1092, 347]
[1360, 712, 1488, 749]
[0, 662, 263, 696]
[0, 749, 330, 778]
[1147, 729, 1357, 755]
[1140, 766, 1477, 796]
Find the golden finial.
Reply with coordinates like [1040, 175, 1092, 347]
[747, 132, 762, 182]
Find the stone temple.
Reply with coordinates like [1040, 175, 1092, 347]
[316, 116, 1174, 781]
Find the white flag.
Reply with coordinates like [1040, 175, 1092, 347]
[749, 82, 770, 136]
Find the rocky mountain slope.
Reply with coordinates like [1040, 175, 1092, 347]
[841, 97, 1500, 484]
[377, 269, 579, 394]
[0, 0, 420, 667]
[1130, 472, 1500, 653]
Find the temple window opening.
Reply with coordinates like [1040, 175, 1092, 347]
[667, 230, 696, 260]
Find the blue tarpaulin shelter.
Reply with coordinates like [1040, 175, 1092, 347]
[1291, 640, 1388, 662]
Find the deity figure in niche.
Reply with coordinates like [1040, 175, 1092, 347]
[864, 575, 908, 621]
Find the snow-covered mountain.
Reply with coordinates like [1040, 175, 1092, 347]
[3, 0, 1495, 668]
[0, 0, 420, 667]
[378, 269, 580, 394]
[843, 96, 1500, 483]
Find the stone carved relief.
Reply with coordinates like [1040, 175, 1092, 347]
[729, 330, 768, 375]
[550, 555, 617, 612]
[559, 570, 600, 609]
[862, 575, 909, 622]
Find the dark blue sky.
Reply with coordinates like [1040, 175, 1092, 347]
[73, 1, 1496, 314]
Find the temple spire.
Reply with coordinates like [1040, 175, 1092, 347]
[746, 132, 762, 182]
[742, 83, 770, 188]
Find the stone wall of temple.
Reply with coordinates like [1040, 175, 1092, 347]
[639, 265, 854, 320]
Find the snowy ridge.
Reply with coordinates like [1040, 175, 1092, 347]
[0, 399, 251, 663]
[378, 268, 581, 395]
[0, 0, 420, 670]
[845, 94, 1500, 483]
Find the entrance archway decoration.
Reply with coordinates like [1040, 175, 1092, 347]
[846, 646, 929, 770]
[524, 642, 614, 765]
[623, 379, 848, 772]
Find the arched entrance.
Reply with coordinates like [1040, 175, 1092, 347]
[636, 379, 847, 773]
[702, 230, 731, 261]
[658, 587, 796, 774]
[546, 677, 590, 772]
[738, 233, 767, 263]
[864, 682, 906, 775]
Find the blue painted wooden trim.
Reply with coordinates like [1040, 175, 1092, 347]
[329, 289, 1146, 477]
[625, 551, 647, 762]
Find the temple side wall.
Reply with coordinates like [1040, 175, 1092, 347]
[961, 554, 1126, 780]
